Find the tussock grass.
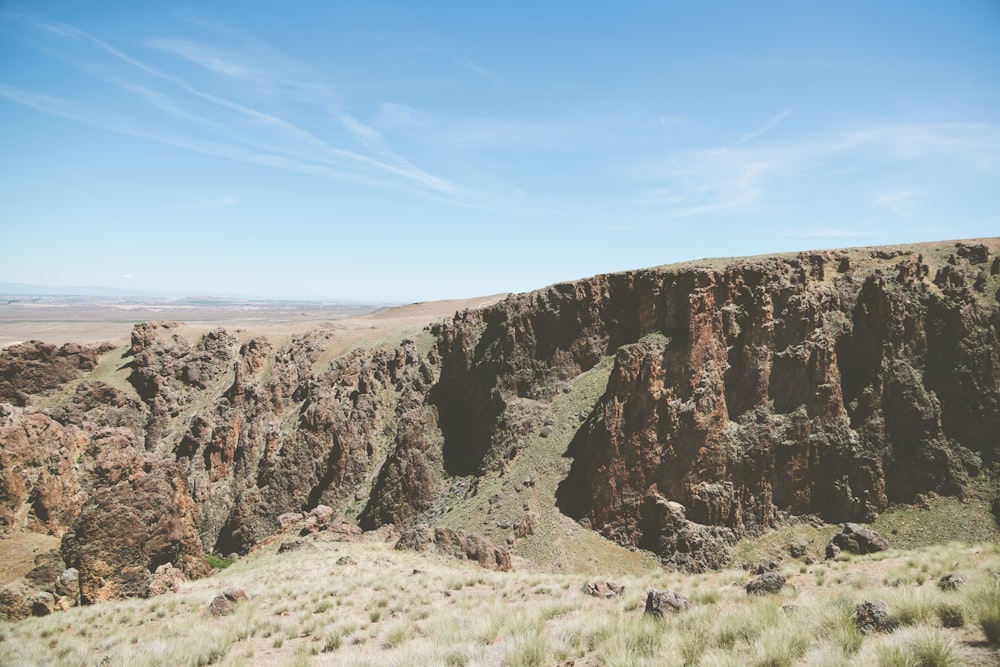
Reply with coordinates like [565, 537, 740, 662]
[872, 626, 966, 667]
[3, 538, 1000, 666]
[969, 575, 1000, 645]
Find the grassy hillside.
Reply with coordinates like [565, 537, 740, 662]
[2, 535, 999, 666]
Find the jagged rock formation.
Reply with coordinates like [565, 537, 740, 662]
[0, 550, 78, 621]
[555, 249, 999, 569]
[825, 523, 890, 559]
[59, 450, 208, 604]
[0, 341, 113, 406]
[395, 525, 512, 571]
[1, 239, 998, 600]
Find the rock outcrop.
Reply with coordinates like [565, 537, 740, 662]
[395, 525, 512, 571]
[0, 550, 78, 621]
[0, 341, 111, 406]
[554, 248, 998, 568]
[59, 452, 209, 604]
[644, 589, 693, 616]
[1, 239, 998, 596]
[746, 571, 786, 595]
[825, 523, 889, 559]
[207, 587, 248, 616]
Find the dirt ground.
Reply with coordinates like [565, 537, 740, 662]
[0, 533, 61, 586]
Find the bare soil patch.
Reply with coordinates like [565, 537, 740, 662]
[0, 533, 60, 585]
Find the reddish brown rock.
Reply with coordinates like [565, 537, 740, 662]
[146, 563, 187, 597]
[1, 240, 998, 578]
[207, 587, 248, 616]
[0, 341, 111, 406]
[23, 550, 66, 590]
[359, 405, 446, 528]
[546, 253, 996, 569]
[0, 581, 55, 621]
[175, 334, 435, 555]
[45, 381, 146, 433]
[59, 453, 209, 604]
[0, 551, 76, 621]
[395, 525, 512, 571]
[0, 410, 91, 535]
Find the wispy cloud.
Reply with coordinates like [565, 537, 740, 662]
[8, 15, 458, 198]
[625, 121, 1000, 221]
[0, 83, 439, 195]
[462, 58, 493, 80]
[147, 38, 260, 79]
[737, 110, 790, 145]
[872, 190, 916, 216]
[115, 80, 217, 126]
[377, 103, 427, 128]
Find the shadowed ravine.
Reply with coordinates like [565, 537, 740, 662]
[1, 239, 999, 610]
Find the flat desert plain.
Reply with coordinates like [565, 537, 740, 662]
[0, 294, 507, 351]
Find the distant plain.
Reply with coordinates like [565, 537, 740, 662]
[0, 295, 507, 350]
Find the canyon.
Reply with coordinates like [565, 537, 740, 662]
[1, 239, 998, 615]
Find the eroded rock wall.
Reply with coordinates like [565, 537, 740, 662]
[1, 240, 998, 584]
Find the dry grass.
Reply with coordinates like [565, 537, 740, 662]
[3, 537, 999, 666]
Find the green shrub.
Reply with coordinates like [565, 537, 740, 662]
[206, 553, 235, 569]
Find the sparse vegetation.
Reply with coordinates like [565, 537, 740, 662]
[3, 537, 999, 665]
[3, 241, 1000, 667]
[970, 576, 1000, 645]
[206, 553, 236, 570]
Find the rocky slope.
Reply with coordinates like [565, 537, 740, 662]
[1, 239, 998, 610]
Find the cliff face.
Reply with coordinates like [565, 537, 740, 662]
[418, 243, 999, 569]
[127, 325, 437, 554]
[1, 239, 998, 590]
[553, 255, 997, 568]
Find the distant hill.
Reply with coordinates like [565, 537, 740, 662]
[0, 282, 147, 297]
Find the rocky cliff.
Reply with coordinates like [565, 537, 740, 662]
[1, 239, 998, 600]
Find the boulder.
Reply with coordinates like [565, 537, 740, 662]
[644, 590, 693, 616]
[825, 523, 889, 558]
[24, 550, 66, 590]
[746, 572, 786, 596]
[55, 568, 78, 600]
[0, 581, 57, 621]
[308, 505, 334, 522]
[955, 242, 989, 264]
[277, 539, 315, 554]
[0, 582, 32, 622]
[146, 563, 187, 597]
[853, 600, 898, 634]
[585, 581, 625, 598]
[395, 526, 511, 571]
[937, 574, 966, 591]
[207, 587, 248, 617]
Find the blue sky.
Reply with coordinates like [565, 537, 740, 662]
[1, 2, 998, 302]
